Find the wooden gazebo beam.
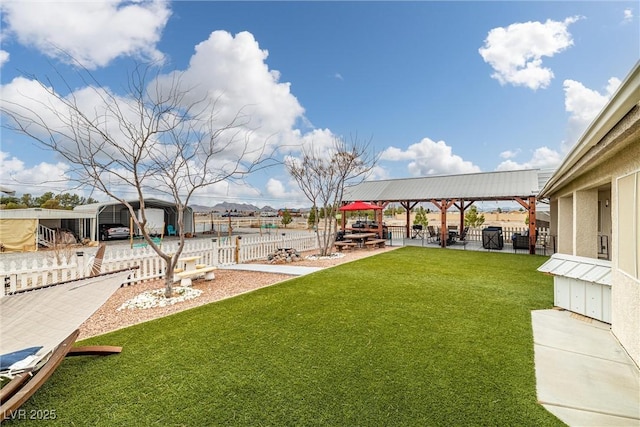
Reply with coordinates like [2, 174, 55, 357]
[431, 198, 456, 247]
[400, 201, 419, 238]
[376, 201, 389, 238]
[515, 196, 537, 254]
[453, 200, 474, 235]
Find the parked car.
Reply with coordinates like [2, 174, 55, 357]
[99, 223, 130, 241]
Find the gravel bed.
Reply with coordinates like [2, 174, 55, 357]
[79, 246, 398, 339]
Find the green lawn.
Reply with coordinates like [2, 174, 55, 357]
[10, 247, 563, 426]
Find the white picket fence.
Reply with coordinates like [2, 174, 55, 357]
[1, 232, 320, 296]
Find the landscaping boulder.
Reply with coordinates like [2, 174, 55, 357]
[267, 248, 302, 264]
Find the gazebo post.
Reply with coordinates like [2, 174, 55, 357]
[432, 199, 455, 247]
[515, 196, 537, 254]
[454, 200, 474, 236]
[402, 201, 411, 238]
[439, 199, 447, 247]
[402, 201, 418, 238]
[379, 202, 390, 238]
[375, 202, 383, 238]
[527, 196, 537, 254]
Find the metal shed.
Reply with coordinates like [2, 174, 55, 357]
[73, 198, 194, 240]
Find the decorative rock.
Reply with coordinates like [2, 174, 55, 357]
[267, 248, 302, 264]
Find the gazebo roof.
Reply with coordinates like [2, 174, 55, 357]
[344, 169, 550, 202]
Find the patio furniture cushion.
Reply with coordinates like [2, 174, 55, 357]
[0, 347, 42, 372]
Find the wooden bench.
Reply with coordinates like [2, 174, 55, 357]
[174, 266, 217, 287]
[364, 239, 386, 249]
[334, 241, 357, 252]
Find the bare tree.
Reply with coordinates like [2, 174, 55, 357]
[286, 135, 377, 256]
[1, 63, 273, 297]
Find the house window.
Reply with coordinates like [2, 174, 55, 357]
[617, 171, 639, 279]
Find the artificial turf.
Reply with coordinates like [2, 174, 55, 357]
[7, 247, 563, 426]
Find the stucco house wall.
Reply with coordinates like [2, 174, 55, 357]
[541, 62, 640, 367]
[550, 139, 640, 366]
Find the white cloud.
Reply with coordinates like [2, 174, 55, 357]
[563, 77, 621, 149]
[0, 0, 170, 69]
[496, 75, 621, 172]
[495, 146, 563, 171]
[623, 8, 634, 24]
[0, 50, 9, 68]
[266, 178, 292, 198]
[155, 30, 306, 160]
[0, 33, 8, 68]
[381, 138, 481, 176]
[192, 179, 262, 204]
[263, 178, 308, 206]
[0, 151, 72, 194]
[1, 76, 151, 165]
[1, 76, 72, 132]
[499, 149, 520, 159]
[479, 16, 580, 90]
[369, 165, 390, 181]
[1, 29, 311, 199]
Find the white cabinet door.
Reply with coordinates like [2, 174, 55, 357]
[585, 282, 602, 320]
[554, 277, 571, 309]
[570, 278, 586, 315]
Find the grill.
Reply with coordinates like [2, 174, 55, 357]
[482, 226, 504, 250]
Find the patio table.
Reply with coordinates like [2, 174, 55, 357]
[341, 232, 377, 248]
[178, 255, 201, 272]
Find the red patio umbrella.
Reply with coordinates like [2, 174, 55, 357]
[339, 201, 383, 234]
[339, 200, 382, 211]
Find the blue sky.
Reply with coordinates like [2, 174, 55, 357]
[1, 1, 638, 208]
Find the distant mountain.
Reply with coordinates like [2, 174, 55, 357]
[190, 202, 304, 213]
[211, 202, 260, 212]
[190, 204, 213, 213]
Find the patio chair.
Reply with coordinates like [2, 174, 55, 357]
[458, 226, 469, 242]
[446, 226, 459, 245]
[427, 226, 438, 243]
[167, 224, 177, 236]
[0, 270, 133, 420]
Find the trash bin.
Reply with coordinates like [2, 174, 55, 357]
[482, 226, 504, 249]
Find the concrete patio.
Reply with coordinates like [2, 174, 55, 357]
[532, 309, 640, 426]
[397, 235, 551, 255]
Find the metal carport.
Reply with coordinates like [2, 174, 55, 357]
[73, 198, 194, 241]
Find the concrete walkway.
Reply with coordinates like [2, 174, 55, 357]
[532, 309, 640, 426]
[219, 263, 322, 276]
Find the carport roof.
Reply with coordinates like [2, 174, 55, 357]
[0, 208, 94, 220]
[73, 198, 185, 214]
[344, 169, 546, 202]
